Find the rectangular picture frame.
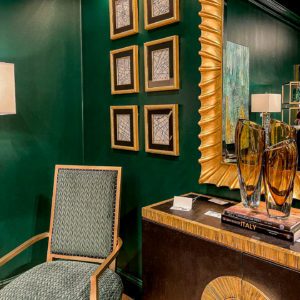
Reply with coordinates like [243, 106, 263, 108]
[144, 0, 180, 30]
[144, 104, 179, 156]
[109, 0, 139, 40]
[144, 36, 179, 92]
[110, 45, 139, 95]
[110, 105, 139, 151]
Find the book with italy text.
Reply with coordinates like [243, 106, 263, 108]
[222, 202, 300, 242]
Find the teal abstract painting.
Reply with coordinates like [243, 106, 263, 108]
[223, 41, 250, 145]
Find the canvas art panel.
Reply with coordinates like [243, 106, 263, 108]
[144, 104, 179, 156]
[110, 45, 139, 94]
[144, 0, 179, 30]
[222, 41, 249, 162]
[110, 105, 139, 151]
[109, 0, 138, 39]
[144, 36, 179, 92]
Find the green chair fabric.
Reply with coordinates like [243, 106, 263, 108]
[0, 260, 123, 300]
[51, 168, 118, 259]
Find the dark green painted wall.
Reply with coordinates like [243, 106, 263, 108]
[0, 0, 83, 279]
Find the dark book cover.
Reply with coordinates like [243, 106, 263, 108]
[223, 202, 300, 232]
[221, 215, 300, 242]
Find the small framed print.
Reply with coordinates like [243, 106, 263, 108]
[110, 45, 139, 94]
[144, 36, 179, 92]
[144, 0, 179, 30]
[110, 105, 139, 151]
[109, 0, 138, 40]
[144, 104, 179, 156]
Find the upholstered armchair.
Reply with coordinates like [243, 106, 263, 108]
[0, 165, 123, 300]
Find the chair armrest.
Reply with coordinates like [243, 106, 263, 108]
[0, 232, 49, 267]
[90, 237, 123, 300]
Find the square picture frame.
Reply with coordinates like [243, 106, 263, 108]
[109, 0, 139, 40]
[144, 36, 179, 92]
[110, 45, 139, 95]
[110, 105, 139, 151]
[144, 104, 179, 156]
[144, 0, 180, 30]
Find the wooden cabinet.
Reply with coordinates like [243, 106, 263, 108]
[142, 193, 300, 299]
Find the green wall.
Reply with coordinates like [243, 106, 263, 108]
[0, 0, 83, 280]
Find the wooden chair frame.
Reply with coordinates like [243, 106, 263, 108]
[0, 165, 123, 300]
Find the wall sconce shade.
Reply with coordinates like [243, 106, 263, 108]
[251, 94, 281, 113]
[0, 62, 16, 115]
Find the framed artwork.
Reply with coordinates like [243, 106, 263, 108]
[144, 0, 180, 30]
[144, 36, 179, 92]
[144, 104, 179, 156]
[109, 0, 138, 40]
[110, 105, 139, 151]
[110, 45, 139, 94]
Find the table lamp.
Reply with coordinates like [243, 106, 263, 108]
[0, 62, 16, 115]
[251, 94, 282, 145]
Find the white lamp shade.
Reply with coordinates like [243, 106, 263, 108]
[251, 94, 281, 113]
[0, 62, 16, 115]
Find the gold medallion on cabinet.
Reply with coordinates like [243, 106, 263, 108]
[201, 276, 269, 300]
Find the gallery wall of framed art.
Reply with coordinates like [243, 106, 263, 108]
[109, 1, 181, 156]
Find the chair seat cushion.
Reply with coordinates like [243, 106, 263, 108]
[0, 261, 123, 300]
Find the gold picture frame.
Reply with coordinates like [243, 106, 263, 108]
[144, 36, 180, 92]
[109, 0, 139, 40]
[144, 0, 180, 30]
[198, 0, 300, 199]
[110, 45, 139, 95]
[110, 105, 139, 151]
[144, 104, 179, 156]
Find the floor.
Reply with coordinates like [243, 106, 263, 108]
[122, 294, 133, 300]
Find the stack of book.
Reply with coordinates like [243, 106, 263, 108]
[222, 202, 300, 242]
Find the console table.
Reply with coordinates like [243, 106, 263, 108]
[142, 193, 300, 300]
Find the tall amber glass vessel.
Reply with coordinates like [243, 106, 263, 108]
[264, 120, 298, 219]
[235, 120, 265, 208]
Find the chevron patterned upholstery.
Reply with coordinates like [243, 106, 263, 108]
[0, 260, 123, 300]
[51, 168, 118, 258]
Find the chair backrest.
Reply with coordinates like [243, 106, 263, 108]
[47, 165, 121, 263]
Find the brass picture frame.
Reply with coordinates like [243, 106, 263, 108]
[144, 104, 179, 156]
[198, 0, 300, 199]
[144, 0, 180, 30]
[110, 105, 139, 151]
[110, 45, 139, 95]
[144, 36, 180, 92]
[109, 0, 139, 40]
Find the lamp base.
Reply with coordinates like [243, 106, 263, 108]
[262, 112, 271, 146]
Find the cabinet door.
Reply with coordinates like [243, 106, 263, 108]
[142, 220, 243, 300]
[243, 253, 300, 300]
